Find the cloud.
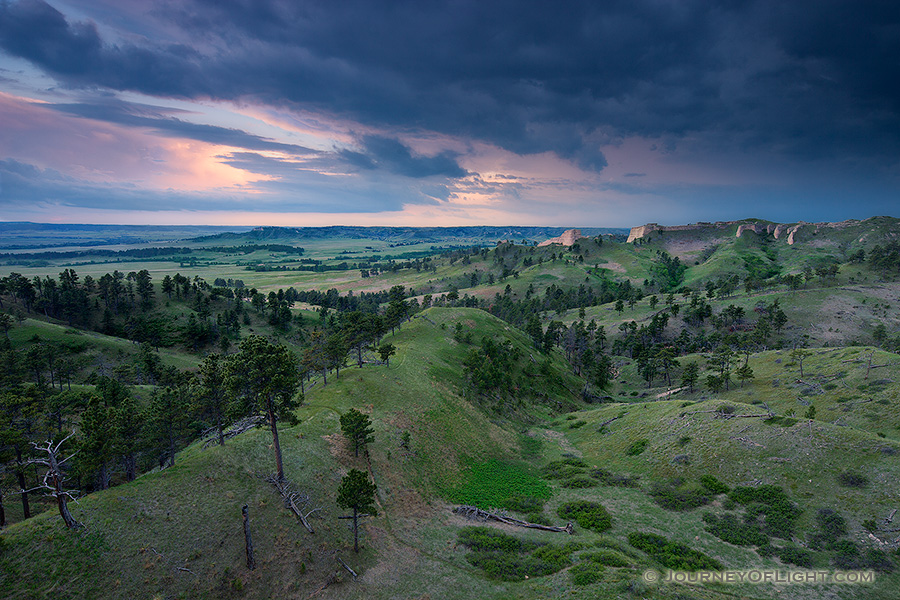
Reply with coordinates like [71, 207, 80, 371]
[10, 0, 894, 169]
[50, 99, 317, 155]
[340, 135, 468, 178]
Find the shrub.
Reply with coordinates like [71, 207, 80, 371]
[699, 475, 729, 495]
[458, 527, 535, 553]
[458, 527, 577, 581]
[582, 550, 630, 568]
[626, 439, 649, 456]
[865, 548, 896, 573]
[702, 513, 769, 547]
[836, 471, 868, 488]
[831, 540, 862, 569]
[569, 562, 604, 585]
[627, 532, 722, 571]
[649, 479, 711, 511]
[561, 476, 597, 489]
[728, 485, 801, 538]
[777, 545, 813, 568]
[542, 457, 588, 480]
[503, 495, 545, 514]
[813, 508, 847, 547]
[591, 468, 640, 487]
[558, 501, 613, 533]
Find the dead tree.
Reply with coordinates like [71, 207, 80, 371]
[453, 505, 574, 534]
[27, 433, 81, 529]
[242, 504, 256, 570]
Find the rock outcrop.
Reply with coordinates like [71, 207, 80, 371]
[538, 229, 587, 247]
[627, 219, 862, 246]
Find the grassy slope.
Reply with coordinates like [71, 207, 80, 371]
[0, 308, 586, 600]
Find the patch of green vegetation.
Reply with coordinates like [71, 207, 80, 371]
[541, 457, 588, 479]
[625, 439, 649, 456]
[590, 468, 640, 487]
[447, 459, 551, 511]
[569, 561, 605, 585]
[456, 526, 577, 581]
[557, 501, 612, 533]
[627, 532, 722, 571]
[702, 512, 770, 547]
[729, 485, 801, 539]
[581, 549, 631, 567]
[648, 478, 711, 511]
[699, 474, 730, 495]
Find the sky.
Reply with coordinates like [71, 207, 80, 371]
[0, 0, 898, 228]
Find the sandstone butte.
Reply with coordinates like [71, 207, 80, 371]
[626, 219, 861, 245]
[537, 229, 587, 247]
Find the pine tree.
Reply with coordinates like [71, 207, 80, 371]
[337, 469, 377, 552]
[340, 408, 374, 457]
[226, 335, 301, 481]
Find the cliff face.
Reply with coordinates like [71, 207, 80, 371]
[627, 219, 862, 245]
[537, 229, 587, 247]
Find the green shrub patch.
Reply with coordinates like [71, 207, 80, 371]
[581, 550, 631, 568]
[542, 457, 588, 480]
[591, 468, 640, 487]
[626, 439, 649, 456]
[728, 485, 801, 539]
[448, 460, 551, 511]
[457, 527, 578, 581]
[649, 478, 711, 511]
[569, 562, 605, 585]
[627, 532, 722, 571]
[558, 501, 613, 533]
[702, 512, 769, 547]
[699, 475, 729, 495]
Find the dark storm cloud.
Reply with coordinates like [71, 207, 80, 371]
[2, 0, 900, 170]
[340, 135, 468, 178]
[50, 99, 316, 154]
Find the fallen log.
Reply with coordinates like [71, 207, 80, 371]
[266, 475, 317, 534]
[453, 505, 574, 534]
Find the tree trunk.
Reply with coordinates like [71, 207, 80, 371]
[124, 454, 136, 482]
[98, 462, 111, 490]
[56, 487, 79, 529]
[242, 504, 256, 570]
[268, 399, 284, 481]
[217, 412, 225, 447]
[15, 446, 30, 519]
[353, 506, 359, 553]
[0, 485, 6, 527]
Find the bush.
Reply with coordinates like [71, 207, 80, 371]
[458, 527, 535, 553]
[627, 532, 722, 571]
[582, 550, 630, 568]
[777, 545, 813, 568]
[831, 540, 862, 569]
[542, 457, 588, 480]
[558, 501, 613, 533]
[729, 485, 801, 539]
[591, 468, 640, 487]
[626, 439, 649, 456]
[813, 508, 847, 547]
[458, 527, 577, 581]
[561, 476, 597, 489]
[569, 562, 604, 585]
[649, 479, 711, 511]
[699, 475, 729, 495]
[702, 513, 769, 547]
[836, 470, 868, 488]
[865, 548, 896, 573]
